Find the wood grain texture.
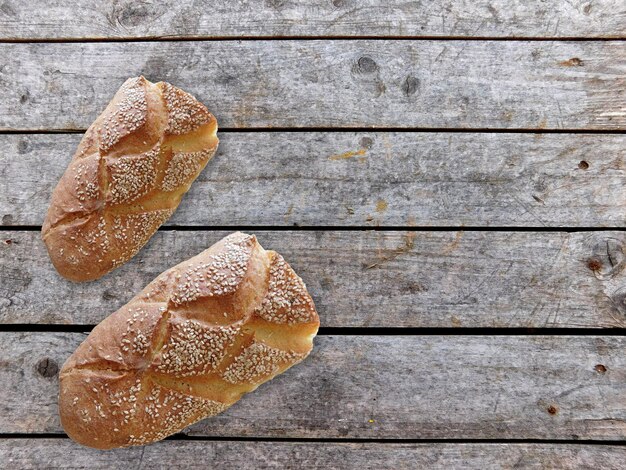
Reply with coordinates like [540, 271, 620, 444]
[1, 440, 625, 470]
[1, 0, 625, 40]
[2, 133, 626, 227]
[1, 333, 624, 439]
[1, 41, 624, 131]
[3, 230, 626, 328]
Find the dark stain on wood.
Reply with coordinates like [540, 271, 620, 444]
[559, 57, 584, 66]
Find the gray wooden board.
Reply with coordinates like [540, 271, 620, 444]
[1, 0, 625, 40]
[2, 133, 626, 227]
[1, 333, 624, 439]
[1, 440, 625, 470]
[3, 230, 626, 328]
[1, 41, 624, 131]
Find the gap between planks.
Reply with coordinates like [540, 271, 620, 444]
[1, 36, 626, 44]
[0, 325, 625, 336]
[2, 226, 626, 232]
[1, 128, 625, 134]
[1, 434, 626, 446]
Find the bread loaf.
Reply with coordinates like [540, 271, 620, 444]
[42, 76, 219, 282]
[59, 232, 319, 449]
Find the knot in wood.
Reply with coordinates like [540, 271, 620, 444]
[17, 140, 29, 154]
[102, 289, 119, 301]
[360, 136, 373, 149]
[266, 0, 287, 9]
[36, 358, 59, 378]
[356, 56, 378, 74]
[588, 238, 625, 279]
[118, 4, 150, 27]
[402, 76, 419, 97]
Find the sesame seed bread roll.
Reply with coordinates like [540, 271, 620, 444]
[42, 76, 219, 282]
[59, 232, 320, 449]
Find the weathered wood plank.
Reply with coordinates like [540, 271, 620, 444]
[1, 0, 624, 40]
[2, 133, 625, 227]
[1, 440, 625, 470]
[1, 333, 624, 439]
[2, 230, 626, 328]
[1, 41, 623, 130]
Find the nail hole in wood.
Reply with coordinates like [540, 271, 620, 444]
[586, 258, 602, 272]
[547, 405, 559, 415]
[594, 364, 607, 374]
[36, 358, 59, 378]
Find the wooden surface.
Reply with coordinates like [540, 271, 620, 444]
[2, 133, 626, 227]
[1, 41, 625, 131]
[2, 440, 625, 470]
[1, 0, 625, 40]
[2, 333, 624, 440]
[3, 230, 626, 328]
[2, 0, 625, 467]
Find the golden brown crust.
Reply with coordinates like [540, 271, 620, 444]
[59, 233, 320, 449]
[42, 77, 219, 282]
